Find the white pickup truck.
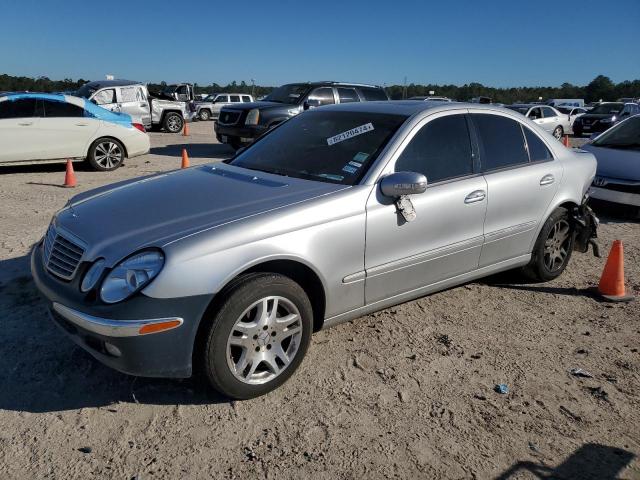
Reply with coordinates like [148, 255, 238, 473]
[76, 80, 196, 133]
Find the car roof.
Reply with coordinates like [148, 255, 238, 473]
[284, 81, 383, 89]
[316, 100, 513, 116]
[81, 79, 141, 89]
[0, 92, 68, 101]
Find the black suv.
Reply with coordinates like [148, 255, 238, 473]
[573, 102, 639, 136]
[214, 82, 388, 149]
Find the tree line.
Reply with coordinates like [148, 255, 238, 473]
[2, 73, 638, 104]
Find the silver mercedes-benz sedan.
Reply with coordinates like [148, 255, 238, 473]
[32, 102, 599, 399]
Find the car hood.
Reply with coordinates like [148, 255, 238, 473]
[55, 164, 347, 264]
[222, 101, 292, 112]
[579, 113, 617, 120]
[582, 144, 640, 181]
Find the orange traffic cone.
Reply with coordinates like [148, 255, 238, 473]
[64, 159, 77, 188]
[597, 240, 634, 302]
[563, 135, 570, 147]
[183, 122, 189, 136]
[181, 148, 190, 169]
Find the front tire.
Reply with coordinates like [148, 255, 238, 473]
[163, 112, 184, 133]
[523, 207, 575, 281]
[199, 109, 211, 121]
[202, 273, 313, 399]
[86, 138, 125, 171]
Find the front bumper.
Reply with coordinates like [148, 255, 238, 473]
[214, 121, 267, 143]
[590, 186, 640, 207]
[31, 243, 213, 378]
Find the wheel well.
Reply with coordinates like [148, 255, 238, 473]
[88, 136, 128, 158]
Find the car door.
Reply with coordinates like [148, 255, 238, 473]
[38, 98, 100, 159]
[0, 97, 42, 162]
[306, 87, 336, 108]
[90, 88, 119, 113]
[542, 106, 562, 132]
[119, 85, 151, 126]
[212, 94, 229, 115]
[336, 87, 360, 104]
[469, 111, 561, 267]
[364, 111, 487, 304]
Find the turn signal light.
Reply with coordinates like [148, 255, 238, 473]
[139, 319, 181, 335]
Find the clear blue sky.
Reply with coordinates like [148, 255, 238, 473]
[1, 0, 638, 87]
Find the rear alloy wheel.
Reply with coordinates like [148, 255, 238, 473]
[202, 273, 312, 399]
[87, 138, 125, 171]
[199, 109, 211, 121]
[553, 126, 563, 140]
[163, 112, 184, 133]
[523, 207, 574, 281]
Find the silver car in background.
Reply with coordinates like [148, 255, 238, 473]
[194, 93, 254, 121]
[507, 104, 572, 139]
[32, 102, 598, 399]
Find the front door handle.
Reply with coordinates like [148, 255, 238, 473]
[18, 122, 33, 126]
[75, 123, 89, 126]
[540, 174, 555, 186]
[464, 190, 486, 204]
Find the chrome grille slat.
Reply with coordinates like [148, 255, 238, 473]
[42, 225, 86, 280]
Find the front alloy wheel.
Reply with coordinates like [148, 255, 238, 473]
[543, 219, 571, 272]
[202, 273, 313, 399]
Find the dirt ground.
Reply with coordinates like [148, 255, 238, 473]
[0, 122, 638, 479]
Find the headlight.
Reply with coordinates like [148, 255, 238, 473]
[100, 250, 164, 304]
[287, 107, 302, 116]
[245, 109, 260, 125]
[601, 116, 615, 123]
[81, 259, 106, 292]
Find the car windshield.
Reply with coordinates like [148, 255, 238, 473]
[589, 103, 624, 115]
[231, 110, 408, 185]
[506, 106, 529, 115]
[592, 116, 640, 149]
[263, 84, 311, 105]
[204, 95, 216, 101]
[76, 83, 98, 99]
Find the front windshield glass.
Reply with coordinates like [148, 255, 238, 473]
[76, 83, 97, 99]
[589, 103, 623, 115]
[592, 116, 640, 149]
[263, 84, 311, 105]
[231, 111, 408, 185]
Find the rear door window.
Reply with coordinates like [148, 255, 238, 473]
[0, 98, 38, 118]
[522, 126, 553, 162]
[472, 114, 529, 171]
[359, 87, 388, 101]
[242, 96, 252, 102]
[230, 95, 241, 102]
[42, 99, 85, 118]
[542, 107, 557, 118]
[120, 87, 138, 103]
[395, 114, 474, 183]
[337, 87, 360, 103]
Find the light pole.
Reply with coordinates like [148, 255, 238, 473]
[251, 78, 255, 97]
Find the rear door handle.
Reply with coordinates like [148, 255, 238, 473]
[464, 190, 486, 204]
[75, 123, 89, 126]
[540, 174, 555, 186]
[18, 122, 33, 126]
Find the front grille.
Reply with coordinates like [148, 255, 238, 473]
[43, 225, 85, 280]
[218, 110, 241, 125]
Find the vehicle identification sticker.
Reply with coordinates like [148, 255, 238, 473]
[327, 123, 374, 146]
[342, 165, 358, 174]
[352, 152, 369, 163]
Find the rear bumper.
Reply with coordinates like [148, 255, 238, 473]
[590, 186, 640, 207]
[31, 243, 213, 378]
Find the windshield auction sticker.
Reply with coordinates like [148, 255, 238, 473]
[327, 123, 374, 146]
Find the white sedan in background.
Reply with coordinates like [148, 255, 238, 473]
[506, 104, 572, 139]
[0, 93, 150, 171]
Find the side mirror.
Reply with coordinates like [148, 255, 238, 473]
[380, 171, 427, 198]
[303, 99, 321, 110]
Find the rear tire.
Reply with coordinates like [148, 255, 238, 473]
[163, 112, 184, 133]
[522, 207, 575, 281]
[86, 138, 125, 171]
[202, 273, 313, 399]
